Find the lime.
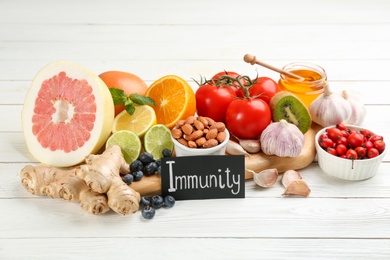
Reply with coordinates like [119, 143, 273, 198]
[106, 130, 142, 164]
[112, 105, 157, 137]
[144, 124, 174, 159]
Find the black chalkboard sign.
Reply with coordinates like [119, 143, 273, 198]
[161, 155, 245, 200]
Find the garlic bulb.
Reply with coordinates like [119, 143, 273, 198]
[260, 119, 304, 157]
[341, 90, 366, 125]
[309, 84, 352, 127]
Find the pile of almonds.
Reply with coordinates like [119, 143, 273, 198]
[171, 116, 227, 148]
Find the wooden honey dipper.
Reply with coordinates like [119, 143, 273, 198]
[243, 54, 305, 81]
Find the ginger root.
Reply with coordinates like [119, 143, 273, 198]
[20, 165, 110, 214]
[20, 145, 140, 215]
[76, 145, 140, 215]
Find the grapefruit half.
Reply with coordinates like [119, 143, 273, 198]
[22, 61, 115, 167]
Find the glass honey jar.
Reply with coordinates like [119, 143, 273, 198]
[278, 62, 328, 108]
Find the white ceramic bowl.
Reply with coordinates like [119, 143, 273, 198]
[171, 128, 230, 157]
[315, 125, 387, 181]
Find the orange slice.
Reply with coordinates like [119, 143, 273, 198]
[145, 75, 196, 129]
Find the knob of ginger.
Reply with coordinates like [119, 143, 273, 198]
[20, 145, 140, 215]
[20, 165, 110, 214]
[76, 145, 140, 215]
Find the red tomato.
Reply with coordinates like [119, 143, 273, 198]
[225, 98, 271, 139]
[248, 77, 280, 104]
[195, 83, 237, 123]
[211, 71, 246, 97]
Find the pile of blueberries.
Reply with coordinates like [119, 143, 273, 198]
[122, 148, 172, 185]
[121, 148, 175, 219]
[140, 195, 176, 219]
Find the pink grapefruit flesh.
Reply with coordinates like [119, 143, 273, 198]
[22, 61, 114, 167]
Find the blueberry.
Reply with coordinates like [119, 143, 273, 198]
[140, 196, 150, 208]
[139, 152, 154, 164]
[150, 195, 164, 209]
[130, 159, 143, 172]
[164, 195, 175, 208]
[162, 148, 172, 157]
[155, 158, 161, 167]
[132, 170, 144, 181]
[122, 174, 134, 185]
[156, 165, 161, 175]
[141, 206, 156, 220]
[143, 162, 158, 176]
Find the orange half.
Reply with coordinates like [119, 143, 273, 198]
[145, 75, 196, 129]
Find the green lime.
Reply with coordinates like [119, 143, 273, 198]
[106, 130, 142, 164]
[144, 124, 174, 159]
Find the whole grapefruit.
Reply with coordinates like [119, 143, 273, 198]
[99, 71, 148, 116]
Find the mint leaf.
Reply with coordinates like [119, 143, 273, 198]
[130, 93, 155, 106]
[125, 103, 136, 115]
[109, 88, 155, 116]
[109, 88, 128, 105]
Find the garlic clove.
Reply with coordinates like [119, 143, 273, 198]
[226, 140, 250, 157]
[341, 90, 366, 126]
[281, 170, 310, 197]
[232, 134, 261, 154]
[252, 168, 279, 188]
[283, 179, 311, 197]
[281, 169, 302, 187]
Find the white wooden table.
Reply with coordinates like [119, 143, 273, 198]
[1, 0, 390, 259]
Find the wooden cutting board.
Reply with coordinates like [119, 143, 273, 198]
[130, 123, 323, 197]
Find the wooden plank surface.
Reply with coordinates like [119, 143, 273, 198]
[1, 0, 390, 259]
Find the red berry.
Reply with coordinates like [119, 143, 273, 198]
[336, 136, 348, 146]
[348, 129, 357, 135]
[369, 135, 383, 142]
[336, 144, 347, 156]
[362, 140, 374, 150]
[346, 149, 358, 160]
[336, 123, 346, 131]
[340, 130, 349, 138]
[319, 133, 328, 141]
[373, 140, 386, 154]
[347, 133, 365, 148]
[354, 146, 366, 159]
[327, 147, 338, 156]
[360, 129, 374, 139]
[326, 127, 343, 142]
[367, 148, 379, 158]
[319, 138, 334, 149]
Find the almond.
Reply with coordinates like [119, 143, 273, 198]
[197, 116, 209, 127]
[188, 130, 204, 141]
[203, 139, 218, 148]
[181, 123, 193, 136]
[185, 115, 196, 125]
[195, 137, 207, 147]
[177, 138, 189, 147]
[188, 140, 197, 148]
[171, 128, 182, 139]
[216, 131, 226, 143]
[206, 128, 218, 140]
[193, 119, 205, 131]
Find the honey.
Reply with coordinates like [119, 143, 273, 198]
[278, 63, 328, 108]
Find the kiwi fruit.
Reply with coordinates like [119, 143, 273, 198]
[270, 91, 312, 134]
